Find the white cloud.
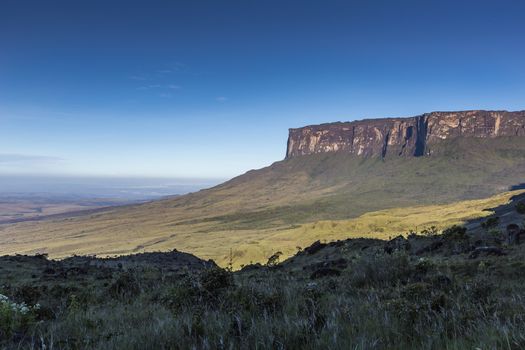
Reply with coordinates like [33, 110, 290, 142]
[215, 96, 228, 102]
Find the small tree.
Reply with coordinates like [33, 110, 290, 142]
[421, 226, 439, 237]
[407, 229, 417, 237]
[266, 251, 283, 268]
[227, 248, 233, 272]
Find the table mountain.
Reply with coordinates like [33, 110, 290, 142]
[287, 110, 525, 158]
[3, 110, 525, 266]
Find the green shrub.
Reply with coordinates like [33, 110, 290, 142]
[442, 225, 467, 240]
[516, 201, 525, 214]
[13, 285, 41, 305]
[162, 279, 200, 311]
[200, 267, 233, 293]
[162, 268, 233, 312]
[488, 228, 502, 239]
[415, 257, 435, 274]
[232, 285, 284, 314]
[481, 217, 500, 230]
[421, 226, 439, 236]
[400, 282, 432, 301]
[0, 294, 39, 339]
[266, 251, 283, 267]
[109, 270, 141, 298]
[348, 252, 410, 288]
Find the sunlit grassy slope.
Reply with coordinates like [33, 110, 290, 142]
[238, 190, 523, 266]
[0, 190, 521, 268]
[2, 137, 525, 268]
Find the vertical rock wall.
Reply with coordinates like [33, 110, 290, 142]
[286, 110, 525, 159]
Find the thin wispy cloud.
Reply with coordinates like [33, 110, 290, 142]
[131, 66, 183, 92]
[131, 62, 187, 81]
[130, 63, 191, 97]
[0, 154, 63, 164]
[164, 62, 186, 73]
[136, 84, 180, 91]
[129, 75, 149, 81]
[136, 84, 162, 90]
[215, 96, 228, 103]
[0, 154, 64, 173]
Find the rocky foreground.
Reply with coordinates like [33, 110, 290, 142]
[2, 209, 525, 349]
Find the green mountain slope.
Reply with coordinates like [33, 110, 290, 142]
[2, 137, 525, 266]
[193, 136, 525, 229]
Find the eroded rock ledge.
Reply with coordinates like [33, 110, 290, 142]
[286, 110, 525, 159]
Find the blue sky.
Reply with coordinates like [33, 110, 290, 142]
[1, 0, 524, 179]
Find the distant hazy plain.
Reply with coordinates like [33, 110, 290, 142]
[0, 175, 223, 200]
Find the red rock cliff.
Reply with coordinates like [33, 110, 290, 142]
[286, 110, 525, 159]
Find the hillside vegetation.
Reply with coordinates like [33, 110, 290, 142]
[3, 212, 525, 349]
[2, 137, 525, 267]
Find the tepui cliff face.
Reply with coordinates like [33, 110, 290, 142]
[286, 110, 525, 159]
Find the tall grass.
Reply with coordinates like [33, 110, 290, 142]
[4, 247, 525, 349]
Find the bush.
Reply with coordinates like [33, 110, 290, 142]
[516, 201, 525, 214]
[232, 285, 284, 314]
[0, 294, 39, 339]
[13, 285, 41, 305]
[109, 270, 141, 298]
[266, 251, 283, 267]
[481, 217, 500, 230]
[162, 279, 200, 310]
[488, 229, 502, 239]
[162, 268, 233, 311]
[442, 225, 467, 240]
[421, 226, 439, 236]
[348, 252, 410, 288]
[415, 257, 435, 274]
[400, 282, 432, 301]
[200, 267, 233, 292]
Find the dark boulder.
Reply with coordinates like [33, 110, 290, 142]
[304, 240, 327, 255]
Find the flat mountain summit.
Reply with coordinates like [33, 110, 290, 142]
[2, 110, 525, 267]
[287, 110, 525, 158]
